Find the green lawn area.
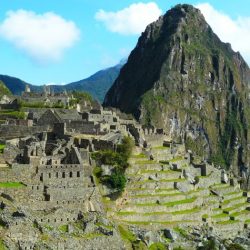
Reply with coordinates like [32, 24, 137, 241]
[217, 220, 240, 225]
[0, 144, 5, 154]
[0, 182, 25, 188]
[130, 153, 146, 159]
[152, 146, 170, 150]
[0, 239, 6, 250]
[58, 224, 68, 233]
[135, 197, 197, 207]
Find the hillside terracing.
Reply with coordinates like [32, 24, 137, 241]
[104, 142, 250, 246]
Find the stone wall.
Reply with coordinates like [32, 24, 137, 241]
[66, 120, 100, 134]
[0, 125, 50, 140]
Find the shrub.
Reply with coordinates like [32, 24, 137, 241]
[92, 137, 134, 192]
[109, 169, 126, 191]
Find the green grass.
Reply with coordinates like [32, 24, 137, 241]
[135, 197, 197, 207]
[131, 154, 147, 159]
[221, 195, 245, 205]
[217, 220, 240, 225]
[230, 210, 250, 217]
[212, 213, 228, 219]
[171, 207, 200, 215]
[0, 182, 25, 188]
[44, 225, 53, 231]
[139, 169, 179, 174]
[72, 232, 104, 240]
[0, 144, 5, 154]
[117, 211, 137, 216]
[223, 202, 248, 213]
[58, 224, 68, 233]
[121, 220, 198, 226]
[118, 225, 137, 242]
[152, 146, 170, 150]
[202, 214, 209, 219]
[0, 239, 6, 250]
[159, 161, 169, 164]
[169, 156, 183, 163]
[174, 227, 188, 238]
[95, 222, 113, 230]
[135, 160, 157, 164]
[130, 192, 182, 198]
[224, 191, 241, 197]
[149, 242, 166, 250]
[0, 111, 25, 119]
[155, 188, 175, 193]
[136, 178, 184, 185]
[118, 207, 200, 217]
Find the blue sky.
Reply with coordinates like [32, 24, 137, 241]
[0, 0, 250, 85]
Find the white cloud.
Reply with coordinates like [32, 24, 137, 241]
[0, 10, 80, 63]
[45, 82, 66, 86]
[196, 3, 250, 65]
[95, 2, 162, 35]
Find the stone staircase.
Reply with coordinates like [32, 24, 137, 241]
[108, 145, 250, 232]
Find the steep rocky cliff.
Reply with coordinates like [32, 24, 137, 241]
[104, 4, 250, 171]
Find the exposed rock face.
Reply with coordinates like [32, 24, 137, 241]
[104, 4, 250, 170]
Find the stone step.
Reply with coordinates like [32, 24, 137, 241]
[220, 196, 247, 209]
[211, 185, 236, 195]
[212, 208, 224, 216]
[126, 188, 177, 196]
[215, 220, 244, 233]
[129, 193, 189, 204]
[128, 179, 183, 190]
[120, 197, 201, 213]
[230, 210, 250, 221]
[223, 202, 250, 215]
[118, 220, 200, 229]
[223, 191, 244, 200]
[126, 163, 164, 174]
[128, 170, 181, 181]
[116, 208, 203, 222]
[211, 213, 230, 222]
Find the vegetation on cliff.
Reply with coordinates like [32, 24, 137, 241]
[0, 81, 11, 98]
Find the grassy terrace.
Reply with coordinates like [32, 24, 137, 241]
[135, 160, 157, 164]
[130, 188, 204, 198]
[230, 210, 250, 217]
[216, 220, 240, 225]
[130, 154, 147, 159]
[223, 202, 249, 213]
[221, 195, 245, 205]
[152, 146, 170, 150]
[117, 207, 201, 216]
[224, 191, 242, 197]
[136, 178, 185, 184]
[133, 197, 197, 207]
[120, 220, 199, 226]
[168, 156, 184, 163]
[212, 213, 228, 219]
[130, 192, 182, 198]
[0, 182, 25, 188]
[139, 169, 180, 174]
[0, 144, 5, 154]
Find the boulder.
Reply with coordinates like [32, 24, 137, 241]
[101, 165, 114, 176]
[221, 170, 229, 184]
[163, 229, 178, 241]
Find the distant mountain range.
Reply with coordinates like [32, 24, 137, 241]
[0, 60, 125, 102]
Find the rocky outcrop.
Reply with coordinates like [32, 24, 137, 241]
[104, 4, 250, 171]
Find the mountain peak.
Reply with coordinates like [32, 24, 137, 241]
[104, 4, 250, 169]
